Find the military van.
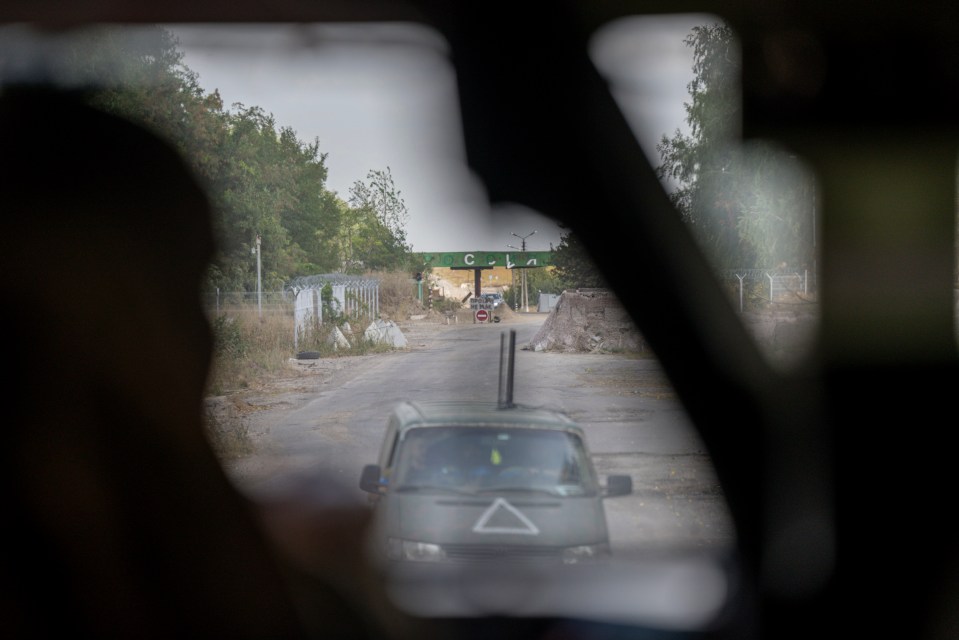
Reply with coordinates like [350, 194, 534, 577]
[359, 399, 632, 564]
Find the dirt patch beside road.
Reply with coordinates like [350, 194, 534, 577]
[204, 354, 380, 459]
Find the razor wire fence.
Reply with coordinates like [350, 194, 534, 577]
[204, 274, 382, 351]
[722, 269, 818, 312]
[288, 274, 381, 351]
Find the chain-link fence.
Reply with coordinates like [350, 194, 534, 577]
[204, 289, 293, 315]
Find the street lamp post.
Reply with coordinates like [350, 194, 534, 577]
[506, 243, 520, 310]
[510, 230, 536, 312]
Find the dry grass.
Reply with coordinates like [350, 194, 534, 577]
[205, 271, 423, 394]
[202, 270, 423, 457]
[374, 270, 427, 320]
[205, 305, 296, 396]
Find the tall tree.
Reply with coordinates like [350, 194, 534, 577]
[656, 24, 815, 271]
[550, 225, 608, 290]
[74, 26, 229, 188]
[342, 168, 414, 272]
[366, 167, 410, 248]
[211, 105, 296, 291]
[60, 26, 413, 291]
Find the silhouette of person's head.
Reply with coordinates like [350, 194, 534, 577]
[0, 85, 419, 640]
[0, 87, 307, 637]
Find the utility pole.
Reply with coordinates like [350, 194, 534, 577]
[254, 234, 262, 320]
[511, 230, 536, 312]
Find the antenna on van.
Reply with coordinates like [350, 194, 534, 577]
[497, 329, 516, 409]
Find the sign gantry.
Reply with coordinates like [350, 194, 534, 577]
[419, 251, 552, 270]
[418, 251, 552, 299]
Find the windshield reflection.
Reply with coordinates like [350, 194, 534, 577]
[393, 427, 597, 497]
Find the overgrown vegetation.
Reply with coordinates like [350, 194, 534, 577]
[376, 270, 429, 320]
[432, 297, 463, 315]
[203, 294, 406, 459]
[206, 307, 298, 395]
[205, 270, 423, 396]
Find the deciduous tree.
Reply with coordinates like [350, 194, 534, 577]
[550, 226, 608, 290]
[60, 26, 416, 292]
[656, 24, 815, 271]
[343, 168, 414, 272]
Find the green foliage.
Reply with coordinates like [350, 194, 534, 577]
[550, 226, 609, 290]
[505, 266, 563, 308]
[527, 267, 562, 298]
[320, 283, 345, 325]
[74, 27, 228, 189]
[210, 314, 247, 360]
[656, 24, 816, 270]
[206, 307, 296, 395]
[63, 26, 415, 295]
[341, 168, 413, 272]
[205, 105, 342, 291]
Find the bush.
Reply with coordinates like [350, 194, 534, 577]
[205, 306, 293, 395]
[211, 314, 246, 359]
[374, 270, 424, 320]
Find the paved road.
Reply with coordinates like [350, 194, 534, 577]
[227, 313, 735, 554]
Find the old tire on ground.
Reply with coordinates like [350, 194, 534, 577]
[295, 351, 321, 360]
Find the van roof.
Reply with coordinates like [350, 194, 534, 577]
[393, 400, 582, 434]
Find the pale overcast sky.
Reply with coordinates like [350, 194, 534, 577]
[169, 15, 710, 253]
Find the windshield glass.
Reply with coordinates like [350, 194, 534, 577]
[8, 7, 959, 640]
[590, 15, 822, 370]
[393, 427, 597, 496]
[0, 19, 735, 632]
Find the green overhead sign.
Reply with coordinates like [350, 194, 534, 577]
[419, 251, 552, 269]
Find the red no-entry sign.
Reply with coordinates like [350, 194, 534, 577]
[475, 308, 490, 323]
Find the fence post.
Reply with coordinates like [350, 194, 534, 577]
[736, 274, 745, 312]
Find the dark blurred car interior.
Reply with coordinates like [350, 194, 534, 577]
[2, 2, 958, 640]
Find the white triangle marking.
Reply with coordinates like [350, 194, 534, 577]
[472, 497, 540, 535]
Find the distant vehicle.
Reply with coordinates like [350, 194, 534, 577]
[359, 399, 632, 564]
[479, 292, 504, 306]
